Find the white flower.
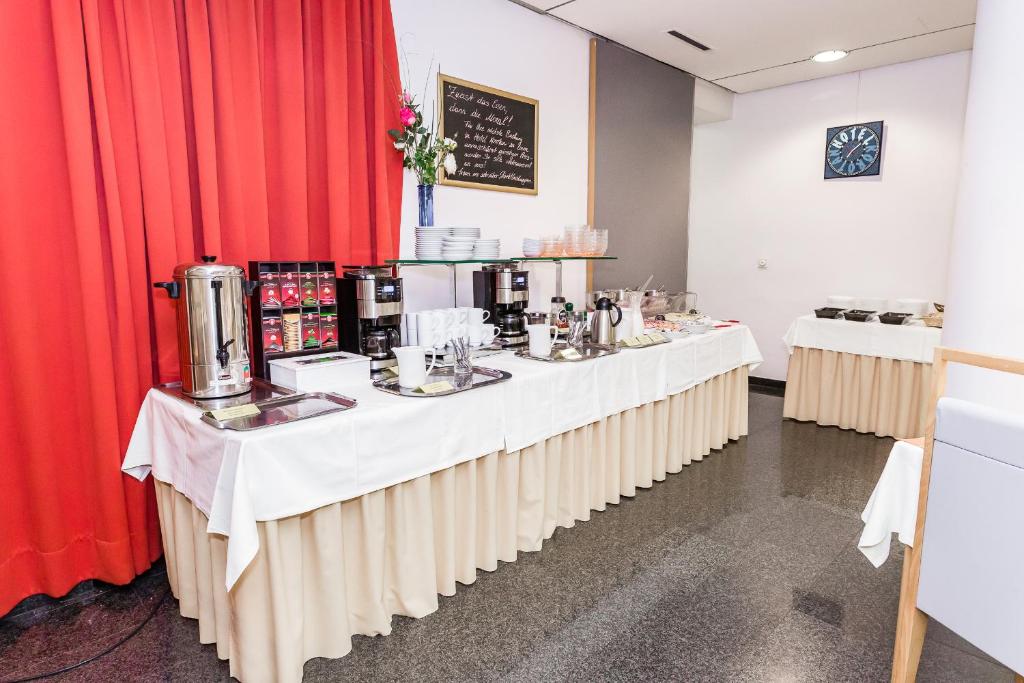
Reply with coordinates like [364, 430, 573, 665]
[443, 154, 457, 175]
[393, 141, 405, 150]
[444, 137, 457, 151]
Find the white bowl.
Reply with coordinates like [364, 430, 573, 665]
[857, 297, 888, 312]
[894, 298, 930, 316]
[826, 295, 855, 308]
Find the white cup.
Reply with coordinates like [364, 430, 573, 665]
[479, 324, 500, 346]
[469, 322, 497, 346]
[527, 323, 560, 357]
[455, 307, 471, 325]
[415, 311, 439, 348]
[402, 313, 418, 345]
[469, 308, 490, 325]
[393, 345, 438, 388]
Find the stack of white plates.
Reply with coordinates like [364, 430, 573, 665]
[449, 226, 481, 240]
[473, 238, 500, 259]
[415, 226, 446, 259]
[442, 235, 476, 260]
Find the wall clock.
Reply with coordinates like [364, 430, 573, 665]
[824, 120, 883, 179]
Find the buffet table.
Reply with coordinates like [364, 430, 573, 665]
[782, 315, 942, 439]
[123, 325, 761, 683]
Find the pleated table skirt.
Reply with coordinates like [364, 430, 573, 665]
[783, 346, 931, 439]
[156, 365, 749, 683]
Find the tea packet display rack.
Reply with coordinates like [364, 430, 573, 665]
[249, 260, 338, 379]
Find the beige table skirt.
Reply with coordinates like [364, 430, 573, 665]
[156, 366, 749, 683]
[783, 347, 931, 439]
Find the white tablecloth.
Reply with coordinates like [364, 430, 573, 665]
[784, 314, 942, 364]
[858, 440, 923, 567]
[123, 325, 762, 589]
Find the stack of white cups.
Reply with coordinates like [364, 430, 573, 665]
[403, 307, 499, 348]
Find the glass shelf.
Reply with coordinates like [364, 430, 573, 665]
[386, 256, 616, 265]
[386, 258, 507, 265]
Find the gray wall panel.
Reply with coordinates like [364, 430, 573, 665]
[592, 41, 695, 292]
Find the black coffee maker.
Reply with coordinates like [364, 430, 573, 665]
[472, 264, 529, 346]
[338, 265, 403, 375]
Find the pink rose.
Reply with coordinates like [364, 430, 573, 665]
[402, 90, 413, 104]
[399, 107, 416, 126]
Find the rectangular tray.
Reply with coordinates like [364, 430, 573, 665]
[372, 366, 512, 397]
[617, 336, 672, 350]
[200, 392, 357, 431]
[514, 342, 619, 362]
[158, 378, 295, 410]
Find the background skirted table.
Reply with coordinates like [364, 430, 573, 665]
[123, 326, 762, 683]
[782, 315, 942, 439]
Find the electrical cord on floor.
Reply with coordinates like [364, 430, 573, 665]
[1, 587, 171, 683]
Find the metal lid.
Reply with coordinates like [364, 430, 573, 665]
[551, 296, 566, 303]
[172, 256, 246, 279]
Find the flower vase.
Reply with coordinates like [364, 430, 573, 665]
[417, 184, 434, 227]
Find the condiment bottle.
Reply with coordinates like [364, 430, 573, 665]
[550, 296, 568, 329]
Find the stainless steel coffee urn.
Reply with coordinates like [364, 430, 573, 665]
[154, 256, 257, 399]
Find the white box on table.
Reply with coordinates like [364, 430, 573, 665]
[269, 352, 372, 392]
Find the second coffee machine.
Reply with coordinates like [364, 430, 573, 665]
[338, 265, 403, 375]
[472, 264, 529, 347]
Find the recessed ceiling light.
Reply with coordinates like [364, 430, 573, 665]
[811, 50, 848, 63]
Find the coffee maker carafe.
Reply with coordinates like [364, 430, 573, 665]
[472, 264, 529, 346]
[338, 265, 403, 375]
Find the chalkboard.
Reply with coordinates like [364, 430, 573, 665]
[438, 74, 538, 195]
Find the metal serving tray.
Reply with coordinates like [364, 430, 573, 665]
[372, 366, 512, 397]
[158, 378, 296, 409]
[514, 342, 619, 362]
[199, 392, 358, 431]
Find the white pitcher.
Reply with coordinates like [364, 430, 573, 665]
[392, 345, 438, 388]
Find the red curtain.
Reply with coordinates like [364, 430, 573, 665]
[0, 0, 402, 616]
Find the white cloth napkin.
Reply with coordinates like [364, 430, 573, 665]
[858, 440, 924, 567]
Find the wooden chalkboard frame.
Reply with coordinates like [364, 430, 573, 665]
[437, 73, 539, 195]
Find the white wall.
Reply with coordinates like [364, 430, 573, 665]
[390, 0, 591, 313]
[943, 0, 1024, 411]
[688, 51, 972, 380]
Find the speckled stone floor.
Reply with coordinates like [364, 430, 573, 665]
[0, 392, 1015, 682]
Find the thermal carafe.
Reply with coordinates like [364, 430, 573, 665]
[590, 297, 622, 346]
[154, 256, 257, 399]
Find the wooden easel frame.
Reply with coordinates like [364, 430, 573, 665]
[891, 346, 1024, 683]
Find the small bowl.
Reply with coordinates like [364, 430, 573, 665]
[814, 307, 844, 319]
[879, 311, 912, 325]
[843, 309, 876, 322]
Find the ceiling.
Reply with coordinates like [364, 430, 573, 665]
[512, 0, 976, 93]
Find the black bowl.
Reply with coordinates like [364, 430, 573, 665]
[843, 309, 876, 322]
[814, 307, 845, 319]
[879, 312, 912, 325]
